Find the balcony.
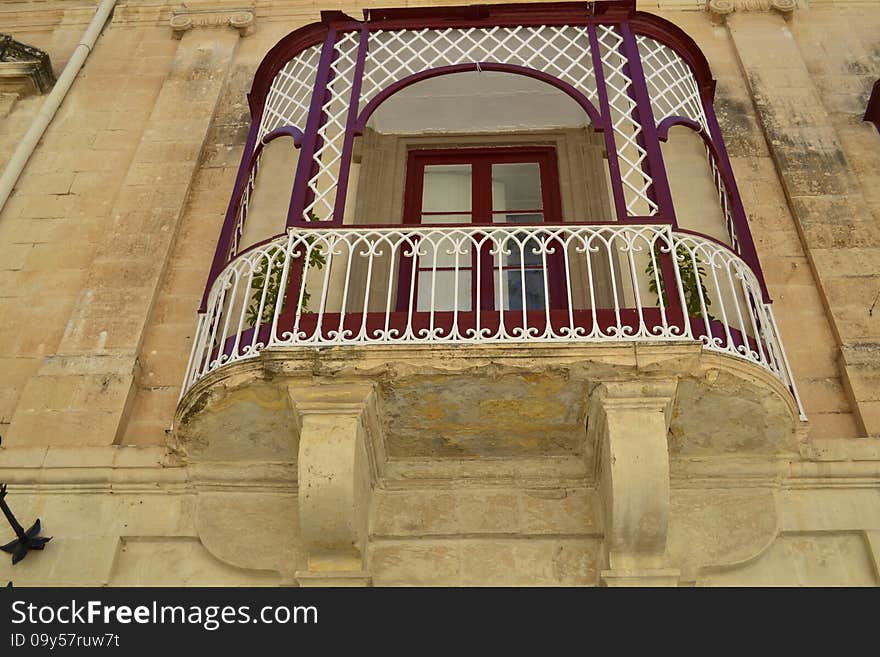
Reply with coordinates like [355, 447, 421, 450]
[170, 2, 810, 583]
[174, 3, 806, 459]
[175, 218, 803, 476]
[183, 223, 798, 399]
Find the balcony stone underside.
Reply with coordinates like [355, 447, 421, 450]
[173, 341, 802, 477]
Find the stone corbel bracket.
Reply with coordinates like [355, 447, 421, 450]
[708, 0, 796, 25]
[170, 8, 255, 39]
[589, 379, 681, 586]
[287, 381, 383, 587]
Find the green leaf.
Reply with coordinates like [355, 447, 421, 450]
[645, 241, 714, 320]
[245, 213, 326, 326]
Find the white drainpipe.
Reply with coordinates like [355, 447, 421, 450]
[0, 0, 118, 215]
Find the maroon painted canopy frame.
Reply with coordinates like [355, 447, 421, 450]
[202, 1, 769, 314]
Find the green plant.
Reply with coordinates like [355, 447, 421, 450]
[245, 211, 326, 325]
[645, 243, 713, 319]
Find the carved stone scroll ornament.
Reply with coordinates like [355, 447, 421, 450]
[708, 0, 796, 25]
[0, 34, 56, 96]
[170, 8, 255, 40]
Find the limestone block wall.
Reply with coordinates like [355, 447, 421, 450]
[654, 8, 864, 441]
[785, 10, 880, 437]
[0, 444, 878, 586]
[0, 11, 83, 170]
[689, 5, 880, 440]
[0, 1, 877, 586]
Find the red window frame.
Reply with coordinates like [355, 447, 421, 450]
[403, 146, 562, 225]
[399, 146, 566, 312]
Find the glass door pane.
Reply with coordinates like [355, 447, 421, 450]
[491, 162, 542, 211]
[418, 163, 472, 311]
[491, 163, 546, 311]
[422, 164, 472, 214]
[416, 270, 472, 312]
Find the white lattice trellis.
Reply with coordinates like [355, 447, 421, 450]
[304, 31, 360, 222]
[637, 35, 739, 249]
[596, 25, 656, 216]
[258, 44, 323, 140]
[637, 35, 708, 131]
[710, 149, 740, 252]
[231, 166, 255, 257]
[361, 25, 599, 108]
[230, 45, 322, 259]
[244, 23, 744, 242]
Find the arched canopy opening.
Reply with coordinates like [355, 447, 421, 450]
[348, 69, 613, 227]
[355, 64, 603, 134]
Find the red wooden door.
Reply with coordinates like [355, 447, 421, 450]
[399, 146, 565, 314]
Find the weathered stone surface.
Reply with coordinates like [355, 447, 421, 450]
[174, 379, 298, 461]
[109, 538, 280, 586]
[667, 489, 777, 583]
[0, 2, 878, 588]
[196, 492, 303, 576]
[371, 487, 600, 538]
[369, 538, 600, 586]
[699, 533, 877, 586]
[380, 370, 589, 458]
[729, 10, 880, 438]
[592, 380, 678, 581]
[669, 370, 797, 455]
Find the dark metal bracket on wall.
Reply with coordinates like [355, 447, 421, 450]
[865, 80, 880, 133]
[0, 483, 52, 565]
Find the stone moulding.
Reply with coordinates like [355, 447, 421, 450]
[0, 34, 55, 96]
[169, 7, 255, 39]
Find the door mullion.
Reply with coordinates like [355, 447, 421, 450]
[473, 157, 495, 312]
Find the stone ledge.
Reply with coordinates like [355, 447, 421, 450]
[1, 4, 317, 31]
[0, 446, 296, 492]
[176, 341, 803, 485]
[382, 455, 589, 485]
[808, 436, 880, 461]
[294, 570, 371, 587]
[0, 444, 170, 470]
[600, 568, 681, 586]
[0, 451, 879, 492]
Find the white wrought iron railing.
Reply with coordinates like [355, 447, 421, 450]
[181, 223, 804, 417]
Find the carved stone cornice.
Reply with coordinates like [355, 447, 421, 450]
[169, 7, 254, 39]
[0, 34, 55, 96]
[707, 0, 797, 25]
